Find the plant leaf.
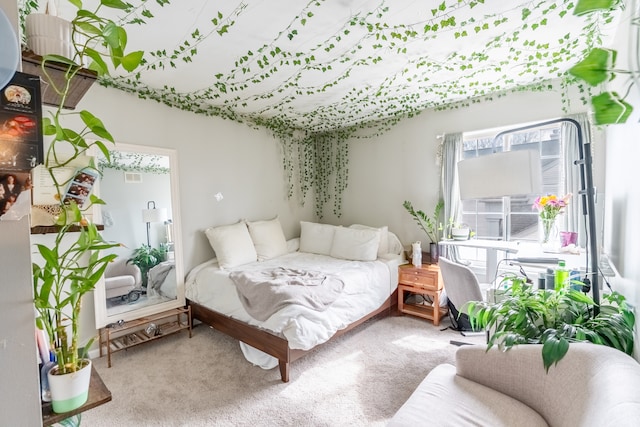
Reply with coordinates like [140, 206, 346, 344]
[573, 0, 615, 16]
[121, 51, 144, 72]
[591, 92, 633, 125]
[542, 335, 569, 371]
[568, 48, 615, 86]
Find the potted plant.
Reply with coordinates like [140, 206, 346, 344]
[466, 274, 635, 371]
[30, 0, 144, 413]
[403, 200, 443, 261]
[127, 244, 166, 288]
[32, 208, 118, 412]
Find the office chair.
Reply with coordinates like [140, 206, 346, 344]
[438, 256, 490, 336]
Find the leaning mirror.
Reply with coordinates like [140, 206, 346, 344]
[93, 143, 184, 328]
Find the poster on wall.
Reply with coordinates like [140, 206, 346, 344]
[0, 71, 43, 220]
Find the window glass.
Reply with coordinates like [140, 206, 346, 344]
[461, 123, 563, 242]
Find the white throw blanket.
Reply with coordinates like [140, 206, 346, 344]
[230, 267, 345, 321]
[148, 262, 174, 291]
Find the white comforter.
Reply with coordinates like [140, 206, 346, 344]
[186, 251, 401, 368]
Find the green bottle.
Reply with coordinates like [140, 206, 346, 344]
[555, 260, 569, 290]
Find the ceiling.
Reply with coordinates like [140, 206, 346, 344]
[52, 0, 621, 135]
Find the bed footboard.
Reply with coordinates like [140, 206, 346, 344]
[188, 291, 396, 382]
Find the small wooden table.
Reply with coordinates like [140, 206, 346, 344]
[42, 365, 111, 426]
[398, 263, 448, 326]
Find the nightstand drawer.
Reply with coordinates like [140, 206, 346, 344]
[398, 265, 442, 291]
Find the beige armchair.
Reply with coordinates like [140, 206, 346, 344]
[105, 258, 142, 302]
[390, 343, 640, 426]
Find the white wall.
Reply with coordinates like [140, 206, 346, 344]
[74, 85, 314, 272]
[601, 4, 640, 355]
[329, 86, 598, 252]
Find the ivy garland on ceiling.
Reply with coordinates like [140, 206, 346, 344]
[25, 0, 622, 218]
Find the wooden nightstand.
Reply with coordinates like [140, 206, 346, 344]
[398, 264, 448, 326]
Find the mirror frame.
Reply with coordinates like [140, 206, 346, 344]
[93, 143, 185, 328]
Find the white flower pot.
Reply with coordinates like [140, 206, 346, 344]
[451, 227, 470, 241]
[25, 13, 78, 59]
[48, 359, 91, 413]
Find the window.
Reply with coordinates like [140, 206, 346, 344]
[460, 124, 564, 242]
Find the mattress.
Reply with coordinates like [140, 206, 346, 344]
[186, 251, 402, 368]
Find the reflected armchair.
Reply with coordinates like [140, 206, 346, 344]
[105, 258, 142, 302]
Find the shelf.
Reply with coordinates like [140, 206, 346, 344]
[41, 365, 111, 426]
[31, 224, 104, 235]
[99, 307, 192, 367]
[21, 49, 98, 110]
[400, 301, 449, 322]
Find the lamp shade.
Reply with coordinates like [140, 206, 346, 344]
[458, 150, 542, 200]
[142, 208, 168, 224]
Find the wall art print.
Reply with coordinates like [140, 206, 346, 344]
[0, 71, 43, 219]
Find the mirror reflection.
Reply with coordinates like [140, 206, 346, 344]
[95, 143, 183, 326]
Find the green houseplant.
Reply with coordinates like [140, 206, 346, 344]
[403, 200, 444, 243]
[127, 244, 165, 288]
[467, 274, 635, 371]
[29, 0, 145, 413]
[403, 200, 445, 261]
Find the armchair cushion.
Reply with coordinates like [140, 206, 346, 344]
[390, 343, 640, 427]
[389, 364, 547, 427]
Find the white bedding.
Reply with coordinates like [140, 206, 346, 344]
[186, 251, 402, 369]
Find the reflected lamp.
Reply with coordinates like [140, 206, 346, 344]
[141, 200, 168, 246]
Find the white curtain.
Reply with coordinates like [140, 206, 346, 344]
[440, 132, 463, 228]
[440, 133, 463, 263]
[561, 113, 592, 247]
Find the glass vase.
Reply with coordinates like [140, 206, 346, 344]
[539, 218, 559, 252]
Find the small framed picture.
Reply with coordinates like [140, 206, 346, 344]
[63, 170, 99, 208]
[0, 71, 44, 171]
[0, 71, 43, 219]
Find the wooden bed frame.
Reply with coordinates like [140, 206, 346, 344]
[188, 289, 399, 382]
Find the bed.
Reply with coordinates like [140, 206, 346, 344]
[185, 219, 405, 382]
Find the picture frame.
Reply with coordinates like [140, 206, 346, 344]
[0, 71, 44, 219]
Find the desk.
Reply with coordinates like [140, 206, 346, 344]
[439, 239, 519, 282]
[42, 365, 111, 426]
[440, 239, 589, 283]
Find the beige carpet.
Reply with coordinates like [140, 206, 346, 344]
[82, 316, 484, 426]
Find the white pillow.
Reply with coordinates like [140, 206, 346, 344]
[330, 226, 380, 261]
[286, 237, 300, 253]
[299, 221, 336, 256]
[247, 217, 288, 261]
[386, 231, 404, 256]
[204, 221, 257, 269]
[349, 224, 389, 256]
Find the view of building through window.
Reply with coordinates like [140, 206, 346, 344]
[460, 123, 564, 242]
